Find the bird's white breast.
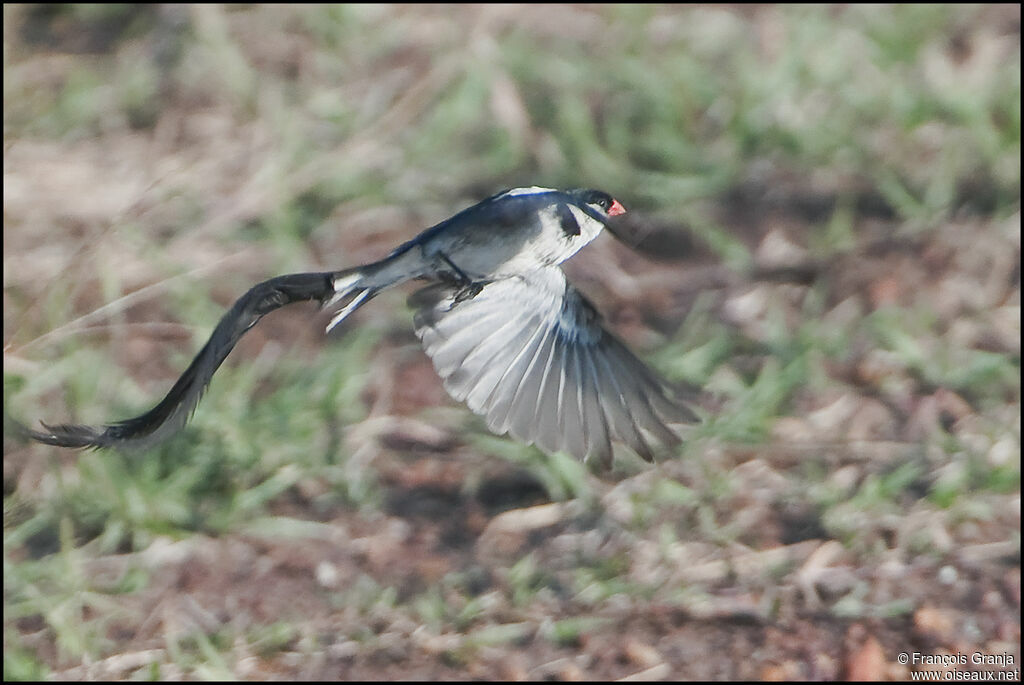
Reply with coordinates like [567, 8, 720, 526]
[496, 203, 604, 275]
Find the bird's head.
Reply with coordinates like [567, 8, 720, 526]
[566, 188, 627, 221]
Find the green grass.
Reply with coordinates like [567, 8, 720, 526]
[3, 4, 1019, 680]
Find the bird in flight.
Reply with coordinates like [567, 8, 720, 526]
[21, 187, 695, 466]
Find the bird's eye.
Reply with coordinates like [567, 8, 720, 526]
[574, 189, 617, 214]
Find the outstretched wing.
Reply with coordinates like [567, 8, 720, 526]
[410, 267, 695, 466]
[19, 271, 336, 450]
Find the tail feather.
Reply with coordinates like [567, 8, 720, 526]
[323, 269, 376, 333]
[20, 247, 423, 451]
[326, 288, 373, 332]
[322, 249, 421, 332]
[18, 271, 336, 451]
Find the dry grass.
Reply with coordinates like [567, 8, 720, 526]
[3, 4, 1020, 680]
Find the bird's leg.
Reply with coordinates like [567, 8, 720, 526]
[437, 252, 473, 286]
[438, 252, 484, 304]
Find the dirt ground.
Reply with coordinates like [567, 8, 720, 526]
[9, 209, 1020, 681]
[3, 4, 1020, 681]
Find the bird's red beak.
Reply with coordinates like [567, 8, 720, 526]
[608, 199, 626, 216]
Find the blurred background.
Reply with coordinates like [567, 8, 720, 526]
[3, 4, 1019, 680]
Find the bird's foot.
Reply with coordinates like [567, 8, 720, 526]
[453, 282, 484, 305]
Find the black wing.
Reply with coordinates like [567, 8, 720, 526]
[410, 267, 695, 467]
[19, 272, 336, 450]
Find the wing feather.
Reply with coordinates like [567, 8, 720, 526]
[507, 325, 557, 443]
[578, 346, 613, 467]
[409, 267, 693, 463]
[531, 328, 564, 454]
[555, 336, 587, 460]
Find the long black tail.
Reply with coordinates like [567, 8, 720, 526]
[17, 271, 338, 450]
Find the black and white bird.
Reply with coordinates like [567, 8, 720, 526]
[22, 187, 695, 465]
